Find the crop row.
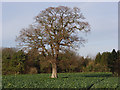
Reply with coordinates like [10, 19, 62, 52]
[92, 77, 119, 88]
[2, 72, 119, 88]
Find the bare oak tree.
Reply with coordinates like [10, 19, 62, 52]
[16, 6, 90, 78]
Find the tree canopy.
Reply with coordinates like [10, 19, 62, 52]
[16, 6, 90, 56]
[16, 6, 90, 78]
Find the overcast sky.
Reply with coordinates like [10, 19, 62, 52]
[2, 2, 118, 57]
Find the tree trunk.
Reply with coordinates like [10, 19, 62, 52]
[51, 45, 59, 78]
[51, 62, 58, 78]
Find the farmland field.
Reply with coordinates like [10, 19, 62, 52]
[2, 72, 120, 89]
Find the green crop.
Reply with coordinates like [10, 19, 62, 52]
[2, 72, 120, 89]
[92, 77, 119, 88]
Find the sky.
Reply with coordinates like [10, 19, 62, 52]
[2, 2, 118, 57]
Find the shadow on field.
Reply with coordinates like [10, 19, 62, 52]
[81, 74, 113, 77]
[60, 73, 113, 78]
[62, 76, 68, 78]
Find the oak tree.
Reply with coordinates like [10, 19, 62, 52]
[16, 6, 90, 78]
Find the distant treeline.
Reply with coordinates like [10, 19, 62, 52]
[2, 48, 120, 76]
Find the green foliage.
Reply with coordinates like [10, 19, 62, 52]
[3, 72, 119, 88]
[95, 52, 101, 64]
[108, 49, 117, 74]
[2, 48, 26, 75]
[94, 49, 119, 76]
[2, 47, 120, 76]
[2, 48, 17, 75]
[92, 77, 119, 88]
[12, 50, 26, 74]
[100, 52, 111, 65]
[83, 60, 109, 72]
[115, 50, 120, 76]
[24, 49, 40, 73]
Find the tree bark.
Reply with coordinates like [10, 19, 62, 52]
[51, 62, 58, 78]
[51, 45, 59, 78]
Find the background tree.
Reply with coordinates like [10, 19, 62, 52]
[2, 48, 26, 75]
[58, 49, 79, 73]
[16, 6, 90, 78]
[110, 49, 117, 74]
[2, 48, 17, 74]
[100, 52, 111, 66]
[95, 52, 101, 64]
[115, 50, 120, 76]
[114, 58, 120, 76]
[0, 48, 1, 73]
[25, 48, 40, 74]
[12, 50, 26, 74]
[3, 47, 118, 75]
